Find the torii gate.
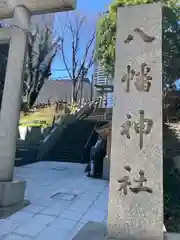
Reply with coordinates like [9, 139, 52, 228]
[0, 0, 76, 217]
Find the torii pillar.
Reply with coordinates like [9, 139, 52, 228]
[0, 0, 76, 218]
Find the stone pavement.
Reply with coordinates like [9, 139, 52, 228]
[0, 162, 109, 240]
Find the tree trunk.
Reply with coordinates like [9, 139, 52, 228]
[29, 90, 38, 108]
[90, 74, 94, 101]
[80, 77, 84, 106]
[72, 81, 77, 103]
[26, 89, 37, 109]
[26, 93, 31, 110]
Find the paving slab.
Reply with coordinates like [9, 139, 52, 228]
[72, 221, 107, 240]
[72, 221, 180, 240]
[0, 162, 108, 239]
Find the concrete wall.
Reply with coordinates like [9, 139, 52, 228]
[18, 126, 50, 143]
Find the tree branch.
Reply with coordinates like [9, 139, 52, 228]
[76, 30, 96, 80]
[61, 38, 73, 80]
[57, 12, 96, 102]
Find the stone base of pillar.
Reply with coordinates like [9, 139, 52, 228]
[72, 221, 180, 240]
[72, 221, 107, 240]
[0, 180, 30, 218]
[0, 199, 30, 219]
[103, 155, 110, 181]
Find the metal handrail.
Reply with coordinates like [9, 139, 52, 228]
[77, 98, 101, 120]
[81, 121, 99, 164]
[84, 121, 98, 149]
[76, 103, 90, 119]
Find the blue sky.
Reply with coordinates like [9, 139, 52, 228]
[175, 79, 180, 90]
[51, 0, 112, 80]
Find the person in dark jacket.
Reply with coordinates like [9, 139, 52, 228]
[87, 136, 106, 178]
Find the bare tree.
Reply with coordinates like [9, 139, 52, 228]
[23, 24, 60, 109]
[56, 12, 96, 103]
[0, 23, 60, 110]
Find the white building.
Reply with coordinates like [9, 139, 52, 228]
[94, 61, 110, 86]
[93, 61, 113, 108]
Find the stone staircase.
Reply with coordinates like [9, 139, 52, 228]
[15, 140, 40, 166]
[43, 120, 99, 163]
[14, 106, 112, 166]
[84, 108, 112, 121]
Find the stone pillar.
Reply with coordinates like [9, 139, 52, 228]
[0, 6, 31, 217]
[108, 3, 163, 240]
[0, 6, 31, 182]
